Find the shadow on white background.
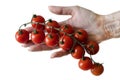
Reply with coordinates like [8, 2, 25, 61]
[0, 0, 120, 80]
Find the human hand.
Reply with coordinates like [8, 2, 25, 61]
[48, 6, 106, 43]
[23, 6, 107, 58]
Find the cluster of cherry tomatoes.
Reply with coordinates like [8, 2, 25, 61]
[15, 14, 104, 76]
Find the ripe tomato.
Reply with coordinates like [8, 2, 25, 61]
[15, 29, 29, 43]
[78, 57, 93, 70]
[71, 45, 85, 59]
[74, 29, 88, 44]
[31, 14, 45, 30]
[45, 33, 59, 47]
[59, 35, 73, 51]
[45, 19, 60, 33]
[31, 29, 45, 44]
[91, 63, 104, 76]
[60, 24, 74, 36]
[85, 40, 99, 55]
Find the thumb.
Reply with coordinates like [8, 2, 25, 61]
[48, 6, 74, 15]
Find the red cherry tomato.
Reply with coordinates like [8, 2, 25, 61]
[31, 14, 45, 30]
[60, 24, 74, 36]
[45, 33, 59, 47]
[74, 29, 88, 44]
[85, 40, 99, 55]
[91, 63, 104, 76]
[15, 29, 29, 43]
[78, 57, 93, 70]
[45, 19, 60, 33]
[71, 45, 85, 59]
[59, 35, 73, 51]
[31, 29, 45, 44]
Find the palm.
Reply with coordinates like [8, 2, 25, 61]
[56, 6, 105, 43]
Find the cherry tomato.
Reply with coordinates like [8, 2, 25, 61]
[45, 33, 59, 47]
[15, 29, 29, 43]
[59, 35, 73, 51]
[78, 57, 93, 70]
[31, 29, 45, 44]
[91, 63, 104, 76]
[74, 29, 88, 44]
[31, 14, 45, 30]
[45, 19, 60, 33]
[85, 40, 99, 55]
[60, 24, 74, 36]
[71, 45, 85, 59]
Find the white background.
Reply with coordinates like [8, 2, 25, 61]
[0, 0, 120, 80]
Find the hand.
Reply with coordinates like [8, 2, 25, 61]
[23, 6, 106, 58]
[48, 6, 106, 43]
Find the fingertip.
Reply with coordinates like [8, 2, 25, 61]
[48, 6, 54, 10]
[21, 40, 34, 47]
[48, 5, 73, 15]
[28, 48, 33, 51]
[50, 52, 58, 58]
[28, 44, 42, 52]
[48, 6, 61, 14]
[50, 54, 55, 58]
[50, 50, 69, 58]
[28, 47, 35, 52]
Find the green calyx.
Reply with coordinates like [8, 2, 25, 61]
[94, 63, 102, 67]
[48, 34, 53, 38]
[71, 49, 74, 52]
[64, 25, 68, 29]
[33, 29, 38, 34]
[89, 45, 94, 49]
[59, 40, 64, 44]
[48, 19, 52, 22]
[18, 29, 23, 35]
[33, 14, 37, 18]
[77, 31, 82, 35]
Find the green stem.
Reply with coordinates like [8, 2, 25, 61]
[69, 36, 77, 53]
[19, 21, 45, 30]
[19, 22, 31, 30]
[90, 55, 96, 63]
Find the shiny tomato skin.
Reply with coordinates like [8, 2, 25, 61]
[74, 29, 88, 44]
[31, 29, 45, 44]
[31, 15, 45, 30]
[78, 57, 93, 70]
[91, 63, 104, 76]
[71, 45, 85, 59]
[59, 35, 73, 51]
[85, 40, 99, 55]
[45, 19, 60, 33]
[60, 24, 74, 36]
[15, 29, 29, 43]
[45, 33, 59, 47]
